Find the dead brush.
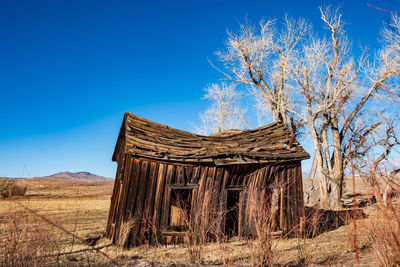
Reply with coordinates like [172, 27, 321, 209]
[245, 187, 275, 267]
[365, 171, 400, 266]
[295, 207, 327, 266]
[0, 179, 28, 199]
[167, 184, 239, 265]
[366, 214, 400, 266]
[185, 184, 225, 263]
[0, 210, 65, 267]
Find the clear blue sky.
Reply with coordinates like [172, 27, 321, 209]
[0, 0, 396, 178]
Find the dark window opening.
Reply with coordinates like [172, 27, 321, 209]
[168, 189, 192, 231]
[225, 190, 240, 237]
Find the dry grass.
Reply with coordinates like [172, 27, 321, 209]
[18, 178, 114, 198]
[0, 210, 67, 267]
[0, 179, 114, 266]
[363, 172, 400, 267]
[1, 177, 398, 266]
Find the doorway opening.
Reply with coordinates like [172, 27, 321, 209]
[225, 190, 240, 237]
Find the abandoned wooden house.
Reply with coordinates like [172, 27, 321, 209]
[106, 112, 310, 247]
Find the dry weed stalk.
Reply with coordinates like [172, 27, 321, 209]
[118, 217, 138, 248]
[245, 186, 275, 266]
[366, 171, 400, 266]
[185, 184, 225, 263]
[0, 210, 65, 267]
[296, 207, 329, 266]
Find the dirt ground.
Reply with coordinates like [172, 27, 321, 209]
[0, 178, 384, 266]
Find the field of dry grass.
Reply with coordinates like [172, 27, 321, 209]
[16, 178, 115, 198]
[0, 178, 396, 266]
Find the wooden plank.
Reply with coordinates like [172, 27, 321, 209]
[120, 158, 142, 247]
[292, 165, 300, 231]
[160, 164, 175, 234]
[197, 166, 209, 200]
[184, 166, 193, 185]
[286, 166, 294, 231]
[228, 165, 238, 186]
[106, 161, 123, 237]
[297, 164, 305, 218]
[294, 164, 304, 231]
[152, 163, 166, 244]
[238, 188, 247, 237]
[279, 185, 285, 232]
[114, 155, 132, 244]
[291, 165, 299, 232]
[190, 166, 201, 184]
[130, 160, 150, 246]
[190, 187, 198, 225]
[123, 159, 141, 223]
[208, 166, 217, 191]
[220, 188, 227, 235]
[171, 165, 177, 185]
[225, 185, 245, 190]
[238, 164, 250, 186]
[221, 168, 229, 192]
[176, 165, 185, 185]
[256, 167, 265, 189]
[269, 165, 277, 188]
[281, 167, 288, 233]
[262, 165, 271, 188]
[140, 161, 159, 244]
[110, 158, 126, 242]
[167, 184, 199, 189]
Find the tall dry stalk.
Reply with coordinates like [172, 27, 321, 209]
[365, 171, 400, 266]
[0, 210, 65, 267]
[184, 183, 226, 263]
[245, 187, 275, 266]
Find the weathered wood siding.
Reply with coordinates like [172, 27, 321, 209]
[106, 155, 304, 247]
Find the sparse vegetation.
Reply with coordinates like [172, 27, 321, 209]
[0, 211, 65, 266]
[364, 171, 400, 267]
[245, 187, 275, 266]
[0, 177, 399, 266]
[0, 179, 28, 199]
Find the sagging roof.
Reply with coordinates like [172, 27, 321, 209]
[112, 112, 309, 166]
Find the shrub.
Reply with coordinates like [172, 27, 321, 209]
[0, 179, 28, 199]
[0, 211, 65, 267]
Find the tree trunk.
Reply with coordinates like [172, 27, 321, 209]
[318, 175, 339, 209]
[314, 143, 340, 209]
[309, 157, 317, 179]
[331, 117, 344, 207]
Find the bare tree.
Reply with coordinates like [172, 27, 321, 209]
[216, 7, 400, 208]
[215, 16, 309, 131]
[292, 7, 400, 207]
[192, 83, 247, 135]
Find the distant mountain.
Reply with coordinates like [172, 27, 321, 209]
[39, 171, 113, 180]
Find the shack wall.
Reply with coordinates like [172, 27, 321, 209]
[106, 155, 304, 247]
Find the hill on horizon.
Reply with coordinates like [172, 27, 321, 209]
[37, 171, 113, 180]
